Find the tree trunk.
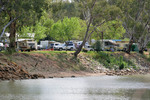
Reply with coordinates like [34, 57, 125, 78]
[74, 39, 86, 57]
[126, 37, 133, 54]
[74, 16, 93, 57]
[9, 21, 16, 52]
[139, 49, 144, 54]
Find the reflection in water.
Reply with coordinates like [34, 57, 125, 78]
[0, 75, 150, 100]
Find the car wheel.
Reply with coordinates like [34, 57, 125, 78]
[59, 48, 62, 51]
[70, 47, 73, 51]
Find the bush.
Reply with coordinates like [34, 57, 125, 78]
[93, 41, 102, 52]
[119, 63, 124, 70]
[91, 52, 136, 70]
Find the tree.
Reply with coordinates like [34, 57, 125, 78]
[50, 0, 81, 21]
[0, 0, 50, 52]
[51, 17, 82, 42]
[74, 0, 123, 57]
[91, 20, 125, 40]
[111, 0, 150, 54]
[19, 11, 54, 42]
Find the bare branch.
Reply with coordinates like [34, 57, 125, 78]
[0, 17, 18, 40]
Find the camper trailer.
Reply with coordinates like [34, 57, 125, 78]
[115, 40, 129, 51]
[17, 39, 37, 52]
[40, 40, 56, 49]
[99, 40, 118, 51]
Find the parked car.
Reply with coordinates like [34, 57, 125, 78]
[37, 45, 43, 50]
[54, 43, 64, 51]
[50, 42, 63, 50]
[83, 45, 94, 52]
[75, 41, 89, 49]
[63, 41, 76, 51]
[0, 43, 4, 51]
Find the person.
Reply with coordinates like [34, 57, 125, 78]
[5, 43, 7, 50]
[110, 46, 114, 52]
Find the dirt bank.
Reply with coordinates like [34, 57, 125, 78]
[0, 53, 45, 80]
[0, 51, 150, 80]
[0, 51, 105, 80]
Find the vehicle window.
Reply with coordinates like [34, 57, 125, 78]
[50, 44, 54, 46]
[68, 44, 73, 46]
[28, 43, 35, 46]
[55, 44, 59, 46]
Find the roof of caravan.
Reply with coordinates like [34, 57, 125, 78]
[17, 39, 34, 41]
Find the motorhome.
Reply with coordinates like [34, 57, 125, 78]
[17, 39, 37, 52]
[99, 40, 118, 51]
[40, 40, 56, 49]
[114, 40, 129, 51]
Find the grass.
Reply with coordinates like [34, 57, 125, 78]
[1, 50, 139, 71]
[87, 51, 137, 70]
[19, 50, 75, 54]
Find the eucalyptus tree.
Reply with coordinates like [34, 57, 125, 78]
[91, 20, 125, 40]
[0, 0, 50, 52]
[109, 0, 150, 54]
[73, 0, 123, 57]
[50, 0, 81, 21]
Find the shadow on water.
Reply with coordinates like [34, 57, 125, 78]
[0, 74, 150, 100]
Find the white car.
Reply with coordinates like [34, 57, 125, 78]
[0, 43, 4, 51]
[83, 45, 94, 51]
[50, 42, 64, 50]
[37, 45, 43, 50]
[63, 43, 76, 51]
[54, 43, 64, 51]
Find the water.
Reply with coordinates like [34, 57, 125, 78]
[0, 75, 150, 100]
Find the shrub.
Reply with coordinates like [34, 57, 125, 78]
[93, 41, 102, 52]
[91, 52, 136, 70]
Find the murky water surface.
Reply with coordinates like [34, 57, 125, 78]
[0, 75, 150, 100]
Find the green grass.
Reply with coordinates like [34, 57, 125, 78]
[87, 51, 137, 70]
[20, 50, 75, 54]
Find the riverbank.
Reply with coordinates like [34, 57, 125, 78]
[0, 51, 106, 80]
[0, 51, 150, 80]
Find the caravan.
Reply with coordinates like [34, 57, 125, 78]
[17, 39, 37, 52]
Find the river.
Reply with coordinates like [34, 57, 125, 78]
[0, 75, 150, 100]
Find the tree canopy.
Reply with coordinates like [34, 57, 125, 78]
[1, 0, 150, 55]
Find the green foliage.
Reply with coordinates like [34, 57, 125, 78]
[90, 52, 136, 70]
[92, 41, 102, 52]
[19, 11, 54, 42]
[103, 20, 125, 39]
[92, 20, 125, 40]
[51, 17, 83, 42]
[51, 1, 81, 21]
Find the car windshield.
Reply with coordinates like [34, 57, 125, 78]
[55, 44, 59, 46]
[28, 43, 35, 46]
[0, 43, 3, 46]
[67, 44, 73, 46]
[50, 44, 54, 46]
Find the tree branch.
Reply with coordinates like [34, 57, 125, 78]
[0, 17, 18, 40]
[0, 6, 4, 13]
